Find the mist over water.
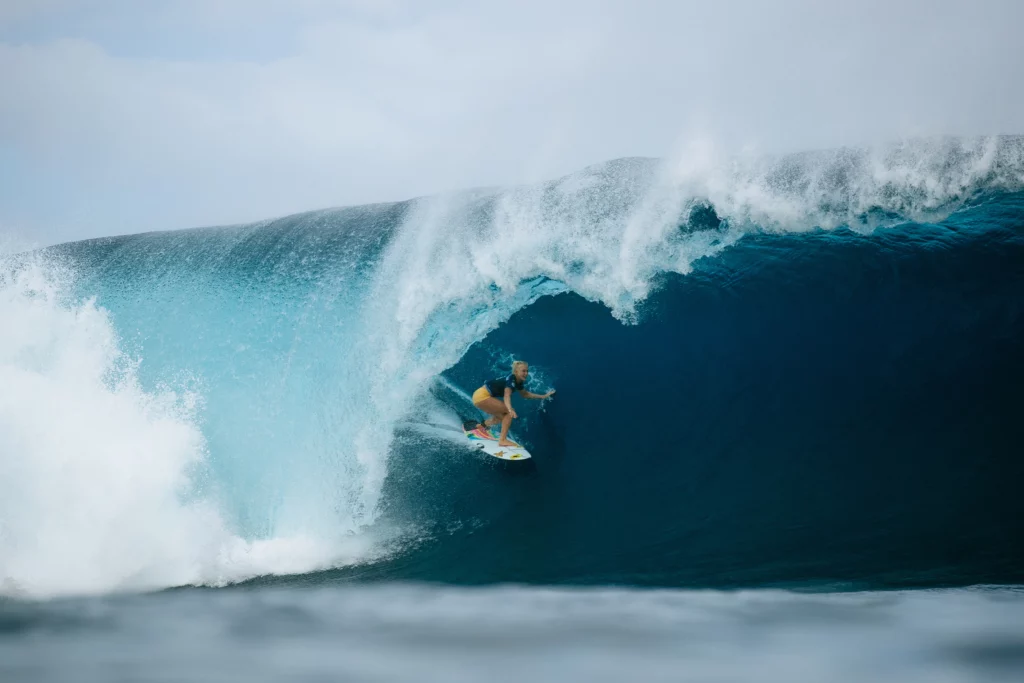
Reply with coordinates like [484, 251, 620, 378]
[4, 585, 1024, 683]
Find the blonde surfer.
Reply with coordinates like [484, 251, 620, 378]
[471, 361, 555, 447]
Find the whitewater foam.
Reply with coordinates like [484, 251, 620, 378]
[669, 136, 1024, 233]
[0, 257, 367, 597]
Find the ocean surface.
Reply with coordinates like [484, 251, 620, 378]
[1, 136, 1023, 681]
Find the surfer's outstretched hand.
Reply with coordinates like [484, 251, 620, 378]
[543, 390, 556, 399]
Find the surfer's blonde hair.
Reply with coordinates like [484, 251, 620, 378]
[512, 360, 528, 373]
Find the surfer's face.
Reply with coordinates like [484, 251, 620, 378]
[515, 364, 529, 381]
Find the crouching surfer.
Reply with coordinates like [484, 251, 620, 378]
[471, 360, 555, 447]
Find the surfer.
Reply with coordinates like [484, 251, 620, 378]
[472, 360, 555, 447]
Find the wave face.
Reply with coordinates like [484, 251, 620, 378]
[2, 136, 1023, 596]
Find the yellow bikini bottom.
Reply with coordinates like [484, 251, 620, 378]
[472, 386, 492, 404]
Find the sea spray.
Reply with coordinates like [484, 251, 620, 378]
[0, 257, 368, 597]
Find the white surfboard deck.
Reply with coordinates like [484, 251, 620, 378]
[461, 421, 533, 461]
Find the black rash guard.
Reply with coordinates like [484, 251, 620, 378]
[485, 373, 526, 398]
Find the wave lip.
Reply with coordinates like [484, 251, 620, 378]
[669, 135, 1024, 232]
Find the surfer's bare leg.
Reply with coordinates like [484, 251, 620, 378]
[498, 412, 514, 446]
[475, 398, 507, 429]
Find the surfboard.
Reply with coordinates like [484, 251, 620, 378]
[461, 421, 532, 461]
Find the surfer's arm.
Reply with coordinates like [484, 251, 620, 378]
[504, 388, 517, 418]
[519, 390, 555, 400]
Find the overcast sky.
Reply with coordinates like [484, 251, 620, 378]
[1, 0, 1022, 246]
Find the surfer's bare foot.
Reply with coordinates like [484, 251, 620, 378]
[498, 440, 513, 447]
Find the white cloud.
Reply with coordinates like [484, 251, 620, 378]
[1, 0, 1023, 244]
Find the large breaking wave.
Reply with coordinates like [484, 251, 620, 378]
[1, 136, 1023, 596]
